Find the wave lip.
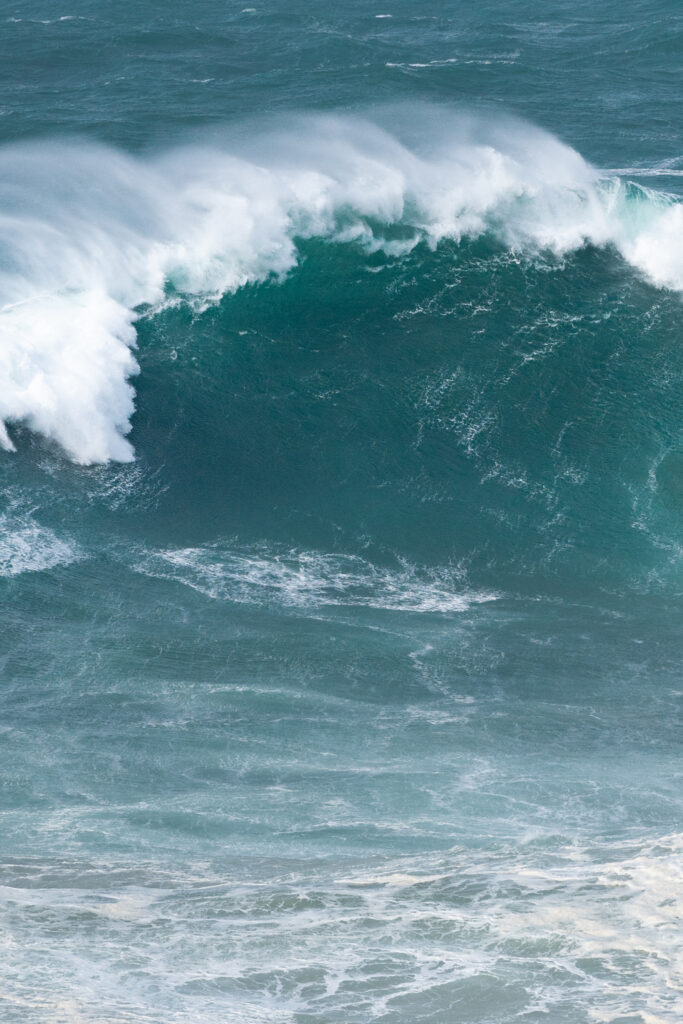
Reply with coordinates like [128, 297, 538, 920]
[1, 108, 682, 463]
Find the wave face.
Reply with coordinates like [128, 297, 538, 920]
[2, 4, 683, 1024]
[1, 109, 682, 462]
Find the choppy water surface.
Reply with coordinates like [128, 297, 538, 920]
[1, 2, 682, 1022]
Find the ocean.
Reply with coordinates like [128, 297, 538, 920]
[0, 2, 682, 1021]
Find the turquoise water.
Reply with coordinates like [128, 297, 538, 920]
[1, 3, 682, 1022]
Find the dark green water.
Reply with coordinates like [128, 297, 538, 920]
[0, 2, 682, 1022]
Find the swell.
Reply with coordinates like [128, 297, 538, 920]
[0, 105, 681, 464]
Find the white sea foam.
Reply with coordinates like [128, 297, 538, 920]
[330, 833, 683, 1023]
[4, 832, 677, 1023]
[1, 107, 681, 463]
[0, 833, 680, 1023]
[492, 832, 683, 1023]
[134, 541, 499, 613]
[340, 871, 447, 886]
[0, 513, 80, 576]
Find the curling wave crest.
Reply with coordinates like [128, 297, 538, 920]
[1, 107, 682, 463]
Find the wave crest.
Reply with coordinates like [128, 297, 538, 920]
[1, 108, 681, 463]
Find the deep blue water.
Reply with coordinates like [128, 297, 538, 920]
[0, 3, 682, 1022]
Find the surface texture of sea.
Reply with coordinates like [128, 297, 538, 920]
[1, 2, 682, 1022]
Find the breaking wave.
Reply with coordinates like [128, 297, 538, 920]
[1, 106, 681, 463]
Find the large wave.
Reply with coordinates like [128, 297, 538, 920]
[1, 106, 681, 463]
